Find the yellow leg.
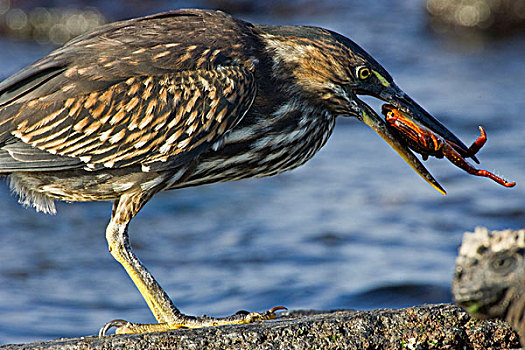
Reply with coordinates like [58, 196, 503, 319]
[100, 193, 284, 335]
[104, 219, 180, 324]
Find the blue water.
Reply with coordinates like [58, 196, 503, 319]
[0, 0, 524, 345]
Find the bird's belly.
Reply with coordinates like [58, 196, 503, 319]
[9, 168, 167, 203]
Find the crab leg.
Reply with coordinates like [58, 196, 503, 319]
[382, 104, 516, 189]
[443, 144, 516, 188]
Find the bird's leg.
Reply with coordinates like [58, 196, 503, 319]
[100, 191, 284, 336]
[102, 192, 181, 327]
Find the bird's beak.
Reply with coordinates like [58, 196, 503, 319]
[354, 97, 448, 195]
[378, 84, 476, 162]
[353, 79, 471, 195]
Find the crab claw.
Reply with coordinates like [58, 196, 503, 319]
[465, 126, 486, 157]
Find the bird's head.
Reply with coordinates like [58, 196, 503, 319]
[261, 26, 471, 195]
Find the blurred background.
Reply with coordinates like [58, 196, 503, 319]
[0, 0, 524, 345]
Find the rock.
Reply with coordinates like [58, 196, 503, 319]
[1, 304, 520, 349]
[426, 0, 525, 35]
[0, 6, 106, 44]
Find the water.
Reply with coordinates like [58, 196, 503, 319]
[0, 0, 524, 345]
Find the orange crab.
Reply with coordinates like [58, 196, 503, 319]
[382, 104, 515, 188]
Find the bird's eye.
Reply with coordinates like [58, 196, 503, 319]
[357, 66, 372, 80]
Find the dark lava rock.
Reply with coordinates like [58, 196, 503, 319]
[1, 304, 520, 349]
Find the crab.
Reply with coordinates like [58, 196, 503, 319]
[382, 104, 515, 188]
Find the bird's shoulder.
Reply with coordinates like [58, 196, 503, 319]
[0, 9, 261, 108]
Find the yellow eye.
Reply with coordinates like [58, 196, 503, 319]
[357, 66, 372, 80]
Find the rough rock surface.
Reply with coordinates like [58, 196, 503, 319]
[1, 304, 521, 349]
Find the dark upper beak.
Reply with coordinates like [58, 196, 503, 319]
[353, 82, 470, 195]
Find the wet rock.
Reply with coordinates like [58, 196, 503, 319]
[0, 5, 106, 44]
[0, 304, 520, 349]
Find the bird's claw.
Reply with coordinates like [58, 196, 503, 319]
[99, 319, 133, 336]
[242, 306, 287, 322]
[98, 306, 287, 336]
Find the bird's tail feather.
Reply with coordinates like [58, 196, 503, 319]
[8, 173, 57, 214]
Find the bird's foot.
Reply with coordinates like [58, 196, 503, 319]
[99, 306, 286, 335]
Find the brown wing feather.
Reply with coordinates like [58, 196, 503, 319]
[0, 9, 262, 173]
[9, 67, 256, 171]
[0, 9, 258, 107]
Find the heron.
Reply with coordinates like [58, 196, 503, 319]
[0, 9, 471, 334]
